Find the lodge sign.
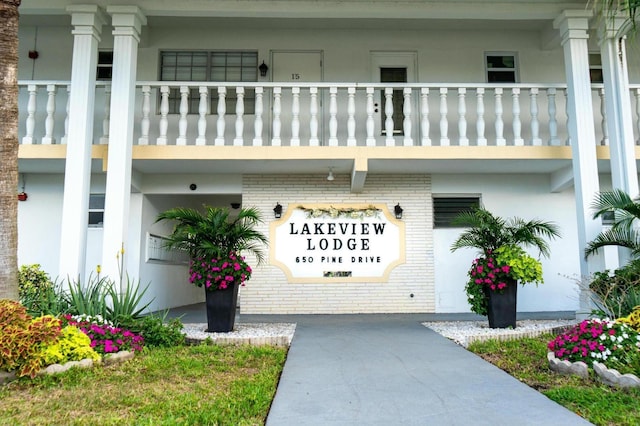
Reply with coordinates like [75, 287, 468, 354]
[270, 204, 405, 282]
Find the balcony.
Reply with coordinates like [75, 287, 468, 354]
[17, 80, 640, 178]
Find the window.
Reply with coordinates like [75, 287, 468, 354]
[159, 51, 258, 114]
[601, 211, 615, 226]
[589, 53, 603, 84]
[433, 196, 480, 228]
[485, 53, 518, 83]
[96, 51, 113, 81]
[88, 194, 105, 227]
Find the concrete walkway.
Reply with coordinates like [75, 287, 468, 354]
[263, 314, 591, 426]
[164, 307, 591, 425]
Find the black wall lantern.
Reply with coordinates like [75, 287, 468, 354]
[259, 61, 269, 77]
[394, 203, 404, 220]
[273, 202, 283, 219]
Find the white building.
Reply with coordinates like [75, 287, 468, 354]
[16, 0, 640, 315]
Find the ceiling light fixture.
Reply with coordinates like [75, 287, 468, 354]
[327, 167, 335, 181]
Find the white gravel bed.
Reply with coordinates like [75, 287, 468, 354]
[423, 319, 579, 348]
[182, 322, 296, 347]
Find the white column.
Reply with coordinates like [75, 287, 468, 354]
[101, 6, 146, 285]
[598, 20, 639, 198]
[554, 10, 605, 313]
[59, 5, 106, 281]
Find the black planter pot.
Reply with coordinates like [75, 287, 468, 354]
[204, 285, 239, 332]
[486, 280, 517, 329]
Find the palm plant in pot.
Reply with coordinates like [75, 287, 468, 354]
[156, 206, 267, 332]
[451, 208, 561, 328]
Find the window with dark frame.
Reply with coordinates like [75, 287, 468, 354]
[589, 53, 604, 84]
[485, 53, 518, 83]
[96, 51, 113, 81]
[88, 194, 105, 227]
[433, 196, 481, 228]
[159, 51, 258, 114]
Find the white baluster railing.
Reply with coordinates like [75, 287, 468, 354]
[599, 88, 609, 146]
[476, 88, 486, 146]
[157, 85, 169, 145]
[291, 87, 300, 146]
[530, 88, 541, 146]
[347, 87, 357, 146]
[512, 88, 523, 146]
[253, 87, 264, 146]
[420, 88, 430, 146]
[215, 87, 227, 146]
[16, 81, 596, 149]
[176, 85, 189, 146]
[457, 88, 468, 146]
[494, 88, 505, 146]
[234, 86, 245, 146]
[196, 86, 208, 146]
[309, 87, 319, 146]
[272, 87, 282, 146]
[99, 85, 111, 145]
[42, 84, 57, 145]
[22, 84, 37, 144]
[138, 85, 151, 145]
[439, 88, 449, 146]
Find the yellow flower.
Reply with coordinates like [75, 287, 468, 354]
[96, 265, 101, 274]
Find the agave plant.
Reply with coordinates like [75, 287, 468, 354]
[585, 189, 640, 259]
[450, 207, 561, 257]
[156, 206, 268, 264]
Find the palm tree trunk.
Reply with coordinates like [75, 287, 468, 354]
[0, 0, 22, 300]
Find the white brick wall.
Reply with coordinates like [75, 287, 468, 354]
[240, 174, 434, 314]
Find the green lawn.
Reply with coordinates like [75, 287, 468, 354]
[0, 344, 287, 426]
[468, 335, 640, 426]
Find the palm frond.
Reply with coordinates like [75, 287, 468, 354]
[585, 227, 640, 258]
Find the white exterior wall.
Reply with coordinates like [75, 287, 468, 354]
[241, 174, 433, 314]
[432, 174, 582, 313]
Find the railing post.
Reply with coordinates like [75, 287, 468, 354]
[138, 85, 151, 145]
[234, 86, 245, 146]
[196, 86, 208, 146]
[512, 88, 523, 145]
[329, 87, 338, 146]
[476, 88, 486, 146]
[599, 88, 609, 146]
[530, 88, 541, 146]
[548, 88, 559, 146]
[177, 85, 189, 145]
[495, 88, 505, 146]
[384, 87, 394, 146]
[564, 88, 571, 146]
[403, 87, 413, 146]
[253, 87, 264, 146]
[309, 87, 319, 146]
[22, 84, 37, 144]
[99, 85, 110, 145]
[347, 87, 357, 146]
[42, 84, 57, 145]
[457, 88, 468, 146]
[635, 88, 640, 145]
[215, 86, 226, 146]
[61, 85, 71, 145]
[439, 88, 449, 146]
[157, 85, 169, 145]
[272, 87, 282, 146]
[420, 88, 431, 146]
[366, 87, 376, 146]
[291, 87, 300, 146]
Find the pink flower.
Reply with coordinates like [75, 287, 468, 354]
[501, 265, 510, 273]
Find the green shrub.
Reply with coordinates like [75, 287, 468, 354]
[35, 325, 101, 366]
[589, 260, 640, 317]
[0, 301, 63, 378]
[117, 313, 185, 348]
[18, 264, 67, 316]
[62, 273, 110, 318]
